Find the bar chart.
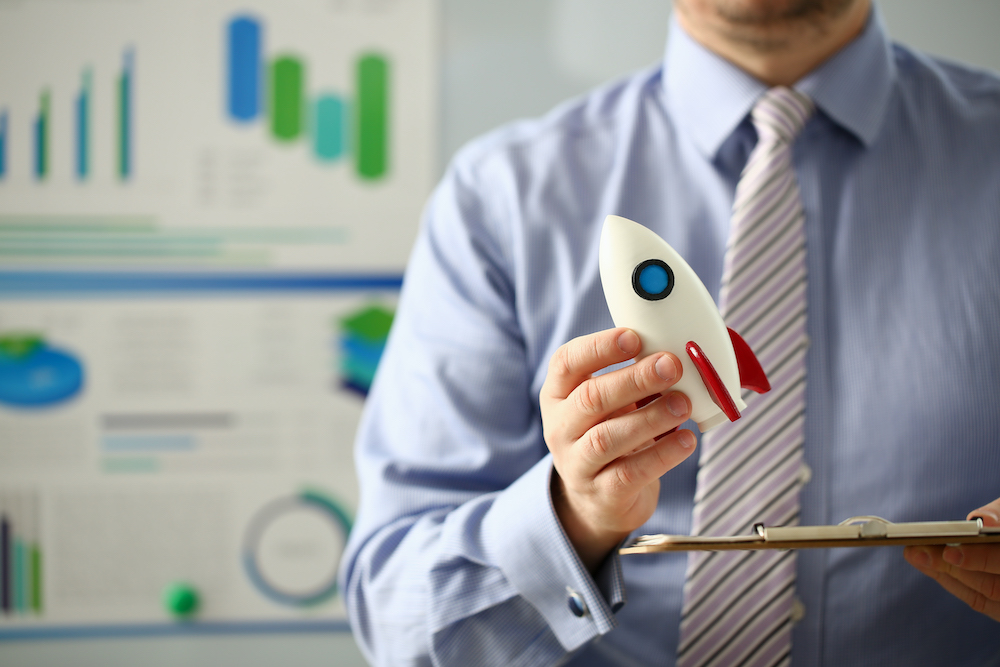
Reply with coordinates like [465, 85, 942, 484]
[1, 46, 133, 184]
[0, 491, 43, 617]
[225, 14, 390, 180]
[0, 0, 435, 639]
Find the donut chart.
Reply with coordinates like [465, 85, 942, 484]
[242, 491, 352, 607]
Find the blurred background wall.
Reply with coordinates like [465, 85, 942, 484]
[1, 1, 998, 665]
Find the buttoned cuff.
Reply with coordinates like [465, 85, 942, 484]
[482, 454, 626, 651]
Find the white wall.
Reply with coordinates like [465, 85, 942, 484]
[440, 0, 1000, 165]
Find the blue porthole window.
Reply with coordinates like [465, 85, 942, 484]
[632, 259, 674, 301]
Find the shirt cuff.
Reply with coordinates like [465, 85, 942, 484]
[481, 454, 624, 651]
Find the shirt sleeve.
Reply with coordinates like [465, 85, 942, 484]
[338, 153, 626, 666]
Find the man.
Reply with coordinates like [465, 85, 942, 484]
[339, 1, 1000, 664]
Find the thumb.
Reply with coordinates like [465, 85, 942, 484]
[967, 498, 1000, 527]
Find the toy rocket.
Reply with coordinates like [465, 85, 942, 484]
[598, 215, 770, 432]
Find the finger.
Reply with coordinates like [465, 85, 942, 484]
[906, 546, 1000, 616]
[565, 352, 681, 440]
[543, 328, 642, 400]
[907, 554, 1000, 621]
[597, 428, 697, 495]
[942, 543, 1000, 574]
[574, 391, 691, 474]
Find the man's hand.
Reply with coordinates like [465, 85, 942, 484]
[540, 327, 697, 572]
[904, 499, 1000, 622]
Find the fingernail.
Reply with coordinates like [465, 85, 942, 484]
[909, 547, 930, 567]
[943, 546, 964, 566]
[655, 355, 677, 382]
[678, 430, 696, 449]
[667, 392, 688, 417]
[617, 330, 640, 355]
[971, 509, 1000, 526]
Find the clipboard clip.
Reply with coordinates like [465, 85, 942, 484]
[753, 515, 972, 540]
[621, 516, 1000, 554]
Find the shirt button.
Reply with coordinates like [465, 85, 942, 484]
[791, 597, 806, 624]
[566, 588, 588, 618]
[799, 462, 812, 486]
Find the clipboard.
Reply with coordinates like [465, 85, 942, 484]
[620, 516, 1000, 554]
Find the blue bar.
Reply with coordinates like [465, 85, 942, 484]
[227, 16, 262, 121]
[0, 110, 7, 178]
[0, 271, 404, 295]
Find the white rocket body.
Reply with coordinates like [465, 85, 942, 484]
[599, 215, 744, 432]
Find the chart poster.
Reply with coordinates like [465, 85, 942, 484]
[0, 0, 438, 639]
[0, 0, 438, 271]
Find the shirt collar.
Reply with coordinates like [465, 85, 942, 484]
[663, 5, 896, 158]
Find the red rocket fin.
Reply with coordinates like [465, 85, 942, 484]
[727, 328, 771, 394]
[685, 341, 741, 423]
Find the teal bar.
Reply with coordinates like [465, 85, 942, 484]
[313, 94, 345, 161]
[30, 545, 42, 613]
[118, 49, 133, 180]
[14, 538, 26, 613]
[77, 69, 91, 180]
[0, 108, 7, 179]
[35, 92, 50, 180]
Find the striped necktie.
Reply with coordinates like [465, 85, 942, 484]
[676, 87, 815, 667]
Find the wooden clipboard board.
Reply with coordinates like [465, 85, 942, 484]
[620, 516, 1000, 554]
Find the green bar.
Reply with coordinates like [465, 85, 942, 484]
[30, 545, 42, 613]
[356, 54, 388, 179]
[270, 56, 304, 141]
[341, 306, 394, 342]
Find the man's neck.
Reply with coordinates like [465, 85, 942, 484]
[676, 0, 871, 86]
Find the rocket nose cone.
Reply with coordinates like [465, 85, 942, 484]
[600, 215, 644, 264]
[600, 214, 636, 247]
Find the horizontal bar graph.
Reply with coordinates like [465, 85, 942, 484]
[0, 492, 43, 617]
[225, 13, 389, 179]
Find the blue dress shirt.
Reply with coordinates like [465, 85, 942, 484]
[340, 7, 1000, 666]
